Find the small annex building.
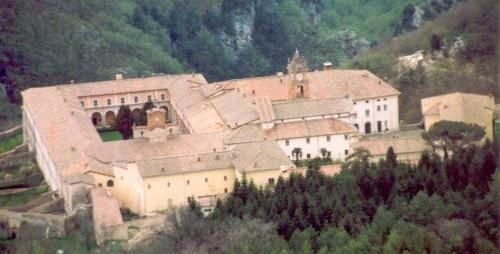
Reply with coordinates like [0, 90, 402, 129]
[421, 92, 496, 140]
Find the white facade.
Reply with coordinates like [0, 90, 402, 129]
[277, 133, 352, 161]
[353, 95, 399, 134]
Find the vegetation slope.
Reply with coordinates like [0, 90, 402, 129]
[346, 0, 498, 123]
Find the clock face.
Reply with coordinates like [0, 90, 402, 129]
[296, 73, 304, 81]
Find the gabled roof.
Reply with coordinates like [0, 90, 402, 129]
[421, 92, 495, 121]
[210, 89, 259, 128]
[210, 69, 400, 101]
[224, 118, 356, 144]
[272, 98, 354, 120]
[266, 118, 357, 140]
[232, 141, 294, 172]
[135, 151, 235, 178]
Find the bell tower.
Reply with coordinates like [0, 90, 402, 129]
[287, 49, 309, 99]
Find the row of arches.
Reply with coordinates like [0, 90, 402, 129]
[91, 106, 171, 126]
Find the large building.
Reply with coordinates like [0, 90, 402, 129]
[22, 50, 401, 216]
[421, 92, 496, 140]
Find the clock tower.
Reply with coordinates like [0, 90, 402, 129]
[287, 49, 309, 99]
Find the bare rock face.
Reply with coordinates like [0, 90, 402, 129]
[395, 0, 462, 35]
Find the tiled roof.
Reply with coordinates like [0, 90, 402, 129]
[224, 124, 266, 145]
[22, 86, 102, 178]
[232, 141, 294, 172]
[210, 90, 259, 128]
[224, 118, 356, 144]
[136, 151, 235, 178]
[85, 132, 227, 163]
[90, 188, 123, 229]
[254, 97, 275, 122]
[266, 118, 357, 140]
[68, 74, 206, 97]
[211, 69, 400, 101]
[353, 136, 429, 156]
[421, 92, 495, 124]
[272, 98, 354, 120]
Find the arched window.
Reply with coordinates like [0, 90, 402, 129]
[91, 112, 102, 126]
[107, 179, 114, 187]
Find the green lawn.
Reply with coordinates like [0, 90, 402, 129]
[0, 185, 48, 208]
[0, 133, 23, 154]
[99, 131, 123, 142]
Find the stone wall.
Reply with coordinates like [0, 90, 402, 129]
[0, 209, 73, 238]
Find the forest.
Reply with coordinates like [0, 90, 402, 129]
[347, 0, 498, 122]
[137, 138, 498, 253]
[2, 0, 465, 103]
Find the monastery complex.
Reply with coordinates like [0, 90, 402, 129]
[21, 50, 495, 220]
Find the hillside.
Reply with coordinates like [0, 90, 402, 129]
[1, 0, 437, 103]
[346, 0, 498, 123]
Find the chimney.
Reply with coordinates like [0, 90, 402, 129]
[277, 72, 284, 83]
[115, 73, 123, 80]
[323, 62, 333, 70]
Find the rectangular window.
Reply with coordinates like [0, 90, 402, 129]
[167, 182, 170, 187]
[268, 178, 275, 185]
[80, 101, 84, 107]
[344, 134, 348, 140]
[224, 175, 227, 181]
[365, 110, 370, 116]
[384, 120, 388, 129]
[307, 153, 311, 159]
[147, 95, 152, 102]
[186, 180, 190, 185]
[327, 151, 331, 157]
[93, 100, 98, 107]
[326, 135, 331, 142]
[365, 100, 369, 103]
[161, 94, 165, 101]
[353, 102, 357, 105]
[107, 99, 111, 105]
[377, 105, 381, 111]
[134, 96, 138, 103]
[205, 178, 208, 183]
[306, 137, 310, 144]
[224, 188, 228, 193]
[285, 139, 289, 146]
[377, 121, 382, 132]
[383, 104, 388, 111]
[344, 150, 349, 155]
[120, 97, 125, 104]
